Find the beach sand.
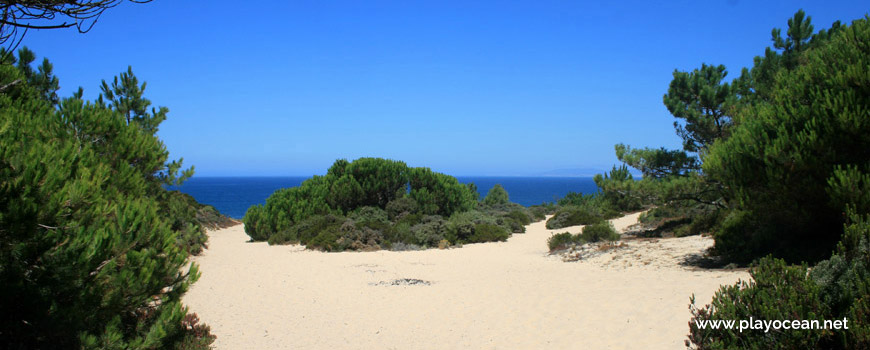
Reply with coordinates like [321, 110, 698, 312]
[184, 213, 747, 349]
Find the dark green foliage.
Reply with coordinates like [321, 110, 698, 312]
[613, 144, 698, 178]
[243, 204, 270, 241]
[548, 232, 582, 252]
[349, 206, 390, 226]
[175, 313, 217, 350]
[704, 15, 870, 263]
[546, 207, 604, 229]
[244, 158, 479, 244]
[482, 184, 510, 206]
[0, 50, 217, 348]
[164, 191, 209, 254]
[386, 196, 419, 219]
[445, 210, 495, 243]
[687, 213, 870, 349]
[443, 210, 516, 244]
[408, 215, 447, 247]
[307, 227, 342, 252]
[336, 219, 386, 251]
[580, 222, 620, 242]
[662, 63, 735, 153]
[593, 164, 645, 212]
[335, 158, 408, 209]
[637, 205, 723, 238]
[245, 158, 501, 250]
[688, 258, 829, 349]
[528, 204, 553, 220]
[547, 222, 619, 252]
[467, 223, 510, 243]
[267, 214, 345, 246]
[409, 167, 478, 216]
[504, 209, 532, 233]
[6, 47, 60, 105]
[546, 193, 619, 229]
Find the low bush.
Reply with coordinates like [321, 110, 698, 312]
[482, 184, 510, 206]
[243, 158, 549, 251]
[268, 214, 345, 246]
[349, 206, 390, 226]
[688, 214, 870, 349]
[307, 227, 342, 252]
[467, 223, 510, 243]
[580, 222, 620, 242]
[548, 232, 581, 252]
[336, 219, 385, 251]
[637, 205, 723, 238]
[546, 206, 606, 229]
[409, 216, 447, 247]
[446, 211, 498, 243]
[175, 313, 217, 350]
[243, 204, 270, 241]
[386, 196, 419, 219]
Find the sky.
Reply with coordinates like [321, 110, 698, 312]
[17, 0, 869, 176]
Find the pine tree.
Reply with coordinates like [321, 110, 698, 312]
[0, 49, 212, 349]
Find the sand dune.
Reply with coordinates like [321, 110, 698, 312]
[184, 213, 747, 349]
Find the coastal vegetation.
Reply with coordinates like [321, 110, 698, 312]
[547, 222, 620, 253]
[0, 48, 219, 348]
[628, 11, 870, 348]
[243, 158, 541, 251]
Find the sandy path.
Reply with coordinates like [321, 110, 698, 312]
[184, 213, 747, 349]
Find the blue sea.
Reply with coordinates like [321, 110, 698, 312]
[170, 176, 598, 219]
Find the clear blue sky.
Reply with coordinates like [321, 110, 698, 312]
[19, 0, 869, 176]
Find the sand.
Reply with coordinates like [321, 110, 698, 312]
[183, 213, 747, 349]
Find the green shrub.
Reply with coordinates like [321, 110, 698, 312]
[501, 215, 526, 233]
[467, 223, 510, 243]
[386, 196, 419, 219]
[0, 52, 210, 348]
[510, 208, 533, 224]
[505, 209, 532, 227]
[408, 216, 446, 247]
[349, 206, 390, 225]
[395, 212, 423, 227]
[703, 15, 870, 263]
[243, 204, 270, 241]
[545, 206, 606, 229]
[528, 204, 552, 220]
[445, 210, 499, 243]
[336, 219, 385, 251]
[482, 184, 510, 206]
[163, 191, 212, 254]
[639, 206, 680, 224]
[244, 158, 479, 243]
[688, 213, 870, 349]
[548, 232, 581, 252]
[409, 167, 478, 216]
[268, 214, 344, 245]
[307, 227, 342, 252]
[593, 164, 644, 212]
[580, 222, 620, 242]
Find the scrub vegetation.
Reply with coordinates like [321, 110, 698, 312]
[244, 158, 541, 251]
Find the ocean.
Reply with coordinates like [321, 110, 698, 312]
[170, 176, 599, 219]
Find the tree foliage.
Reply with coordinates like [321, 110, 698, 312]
[482, 184, 510, 206]
[688, 213, 870, 349]
[704, 14, 870, 262]
[614, 144, 697, 178]
[0, 49, 214, 348]
[687, 11, 870, 349]
[244, 158, 484, 247]
[663, 64, 736, 153]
